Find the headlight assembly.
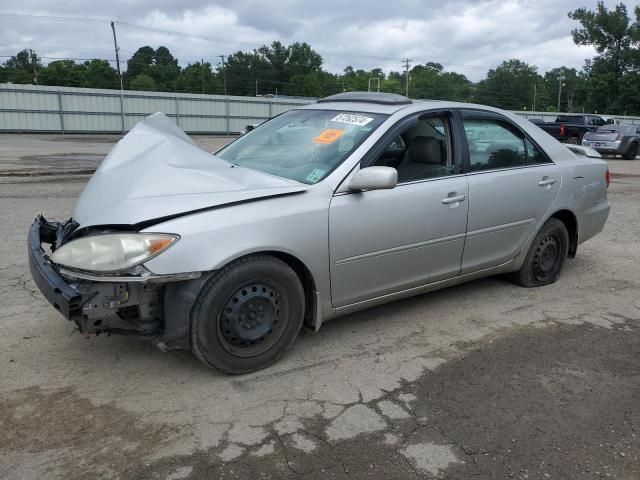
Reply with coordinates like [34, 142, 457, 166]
[50, 233, 179, 273]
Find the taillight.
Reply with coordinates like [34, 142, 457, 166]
[605, 168, 610, 188]
[560, 124, 566, 137]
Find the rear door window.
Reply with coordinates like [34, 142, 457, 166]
[463, 119, 526, 172]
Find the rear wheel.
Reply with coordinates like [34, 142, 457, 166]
[623, 143, 638, 160]
[190, 255, 305, 374]
[509, 218, 569, 287]
[567, 135, 580, 145]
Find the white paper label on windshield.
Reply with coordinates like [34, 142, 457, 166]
[331, 113, 374, 126]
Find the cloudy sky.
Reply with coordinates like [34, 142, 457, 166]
[0, 0, 631, 81]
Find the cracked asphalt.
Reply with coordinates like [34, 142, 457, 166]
[1, 134, 639, 480]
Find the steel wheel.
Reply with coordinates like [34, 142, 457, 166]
[190, 255, 305, 374]
[532, 234, 561, 283]
[218, 283, 287, 358]
[509, 218, 569, 288]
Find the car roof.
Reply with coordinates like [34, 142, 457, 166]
[298, 97, 515, 117]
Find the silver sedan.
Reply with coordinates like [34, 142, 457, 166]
[28, 92, 610, 373]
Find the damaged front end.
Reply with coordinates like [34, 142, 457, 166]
[28, 214, 200, 345]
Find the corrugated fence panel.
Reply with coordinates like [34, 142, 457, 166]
[63, 113, 122, 132]
[179, 116, 227, 133]
[229, 100, 270, 119]
[63, 92, 121, 113]
[0, 84, 314, 133]
[0, 111, 61, 131]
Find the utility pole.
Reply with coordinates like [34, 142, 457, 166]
[532, 82, 537, 112]
[402, 58, 412, 97]
[557, 74, 566, 112]
[256, 79, 259, 96]
[110, 21, 125, 134]
[201, 59, 205, 94]
[218, 55, 227, 96]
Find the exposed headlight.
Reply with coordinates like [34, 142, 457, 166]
[50, 233, 179, 273]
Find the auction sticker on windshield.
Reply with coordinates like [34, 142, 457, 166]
[314, 128, 344, 144]
[331, 113, 374, 126]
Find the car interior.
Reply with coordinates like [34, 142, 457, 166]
[374, 116, 454, 183]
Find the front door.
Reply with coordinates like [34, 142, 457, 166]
[329, 113, 469, 307]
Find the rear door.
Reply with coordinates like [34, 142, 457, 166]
[459, 111, 561, 273]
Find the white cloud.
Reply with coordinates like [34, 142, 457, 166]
[0, 0, 630, 81]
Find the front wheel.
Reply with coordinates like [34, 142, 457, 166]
[190, 255, 305, 374]
[509, 218, 569, 288]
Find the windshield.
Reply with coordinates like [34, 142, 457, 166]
[216, 109, 387, 184]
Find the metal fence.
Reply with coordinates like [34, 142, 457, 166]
[0, 84, 313, 134]
[2, 83, 640, 134]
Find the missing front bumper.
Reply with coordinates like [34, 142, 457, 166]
[28, 215, 166, 336]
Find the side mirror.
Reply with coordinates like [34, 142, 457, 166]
[348, 166, 398, 191]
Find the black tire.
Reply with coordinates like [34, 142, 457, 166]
[623, 143, 638, 160]
[509, 218, 569, 288]
[567, 135, 580, 145]
[190, 255, 305, 374]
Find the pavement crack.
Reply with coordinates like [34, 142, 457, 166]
[270, 425, 301, 475]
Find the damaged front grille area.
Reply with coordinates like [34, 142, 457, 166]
[32, 215, 166, 339]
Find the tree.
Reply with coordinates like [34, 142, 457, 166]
[151, 46, 180, 90]
[543, 67, 585, 112]
[4, 49, 41, 84]
[175, 61, 219, 94]
[569, 2, 636, 75]
[82, 60, 119, 89]
[568, 2, 640, 114]
[39, 60, 84, 87]
[125, 46, 155, 84]
[474, 59, 539, 110]
[130, 74, 157, 91]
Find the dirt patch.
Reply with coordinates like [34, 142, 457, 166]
[0, 386, 177, 479]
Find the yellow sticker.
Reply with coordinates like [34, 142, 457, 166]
[314, 128, 344, 144]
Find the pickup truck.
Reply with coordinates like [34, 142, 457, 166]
[534, 115, 612, 144]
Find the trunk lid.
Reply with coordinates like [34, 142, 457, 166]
[72, 113, 308, 227]
[583, 130, 620, 142]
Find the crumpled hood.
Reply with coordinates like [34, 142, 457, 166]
[72, 112, 308, 227]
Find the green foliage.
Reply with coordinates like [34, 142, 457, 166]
[130, 74, 157, 91]
[473, 59, 539, 110]
[3, 49, 41, 84]
[568, 2, 640, 114]
[82, 60, 119, 89]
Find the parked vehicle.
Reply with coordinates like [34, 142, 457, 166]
[28, 92, 610, 374]
[582, 124, 640, 159]
[536, 114, 609, 144]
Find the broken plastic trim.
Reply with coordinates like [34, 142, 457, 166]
[59, 266, 201, 283]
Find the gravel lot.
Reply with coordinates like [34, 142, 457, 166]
[1, 134, 639, 479]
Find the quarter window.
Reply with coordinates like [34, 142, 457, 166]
[463, 119, 526, 171]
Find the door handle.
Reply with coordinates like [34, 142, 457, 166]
[538, 177, 556, 186]
[442, 194, 466, 204]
